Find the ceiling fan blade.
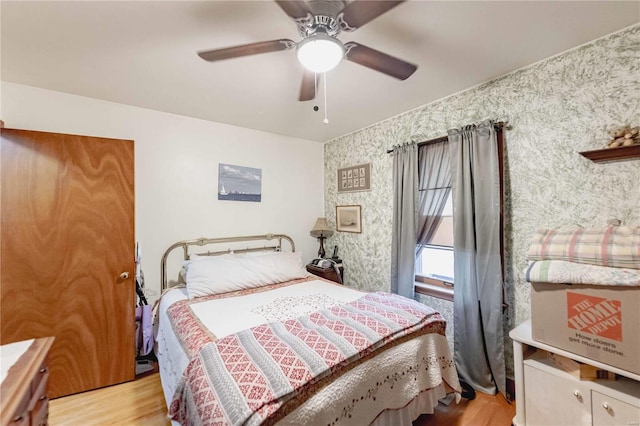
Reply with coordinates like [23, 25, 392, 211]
[299, 70, 316, 101]
[344, 42, 417, 80]
[274, 0, 312, 20]
[338, 0, 404, 31]
[197, 39, 296, 62]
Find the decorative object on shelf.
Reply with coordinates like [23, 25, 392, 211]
[337, 163, 371, 193]
[605, 125, 639, 149]
[336, 205, 362, 233]
[218, 163, 262, 202]
[310, 217, 333, 258]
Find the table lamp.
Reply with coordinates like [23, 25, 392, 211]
[310, 217, 333, 258]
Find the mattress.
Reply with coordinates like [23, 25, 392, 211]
[156, 277, 460, 425]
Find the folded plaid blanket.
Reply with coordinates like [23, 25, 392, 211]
[526, 260, 640, 286]
[527, 226, 640, 269]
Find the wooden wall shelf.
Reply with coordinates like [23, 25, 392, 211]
[579, 144, 640, 163]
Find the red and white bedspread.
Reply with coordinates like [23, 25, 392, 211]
[156, 278, 460, 426]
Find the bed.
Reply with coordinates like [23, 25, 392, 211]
[156, 234, 460, 425]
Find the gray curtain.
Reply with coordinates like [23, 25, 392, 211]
[416, 142, 451, 255]
[448, 121, 506, 396]
[391, 143, 418, 299]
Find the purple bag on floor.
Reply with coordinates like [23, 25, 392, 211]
[135, 304, 153, 357]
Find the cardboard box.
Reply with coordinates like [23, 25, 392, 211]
[530, 282, 640, 376]
[548, 352, 616, 381]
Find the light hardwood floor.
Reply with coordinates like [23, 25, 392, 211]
[49, 373, 515, 425]
[49, 374, 170, 426]
[413, 390, 515, 426]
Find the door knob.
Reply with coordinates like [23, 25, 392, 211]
[119, 272, 130, 280]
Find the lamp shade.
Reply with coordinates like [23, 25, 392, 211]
[297, 34, 344, 73]
[310, 217, 333, 238]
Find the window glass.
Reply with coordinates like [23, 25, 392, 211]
[416, 192, 454, 283]
[418, 246, 454, 282]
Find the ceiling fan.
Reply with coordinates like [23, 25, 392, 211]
[197, 0, 417, 101]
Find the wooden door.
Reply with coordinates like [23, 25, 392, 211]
[1, 128, 135, 398]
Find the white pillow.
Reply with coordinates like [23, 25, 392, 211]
[180, 252, 234, 283]
[184, 252, 309, 299]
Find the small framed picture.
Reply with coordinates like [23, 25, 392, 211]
[218, 163, 262, 202]
[337, 164, 371, 193]
[336, 205, 362, 233]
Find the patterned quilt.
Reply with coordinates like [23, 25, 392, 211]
[167, 291, 448, 426]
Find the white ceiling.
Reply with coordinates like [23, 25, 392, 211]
[2, 1, 638, 142]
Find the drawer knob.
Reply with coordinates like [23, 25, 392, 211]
[573, 390, 582, 399]
[40, 367, 47, 374]
[602, 402, 611, 411]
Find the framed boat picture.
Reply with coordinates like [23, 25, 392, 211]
[218, 163, 262, 202]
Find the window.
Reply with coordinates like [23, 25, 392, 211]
[412, 141, 454, 301]
[413, 126, 505, 302]
[416, 192, 453, 280]
[416, 192, 454, 294]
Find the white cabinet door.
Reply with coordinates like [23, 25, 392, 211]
[592, 390, 640, 426]
[524, 362, 592, 425]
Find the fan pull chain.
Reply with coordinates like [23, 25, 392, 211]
[314, 71, 318, 99]
[323, 72, 329, 124]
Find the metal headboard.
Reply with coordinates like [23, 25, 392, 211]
[160, 233, 295, 291]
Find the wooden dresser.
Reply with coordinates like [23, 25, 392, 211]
[1, 337, 55, 426]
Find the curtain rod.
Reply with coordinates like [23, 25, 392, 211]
[386, 121, 509, 154]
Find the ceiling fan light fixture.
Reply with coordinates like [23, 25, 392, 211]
[297, 34, 344, 73]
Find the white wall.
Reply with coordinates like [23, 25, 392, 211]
[1, 82, 325, 301]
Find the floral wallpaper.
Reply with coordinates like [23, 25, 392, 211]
[324, 25, 640, 374]
[415, 294, 454, 350]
